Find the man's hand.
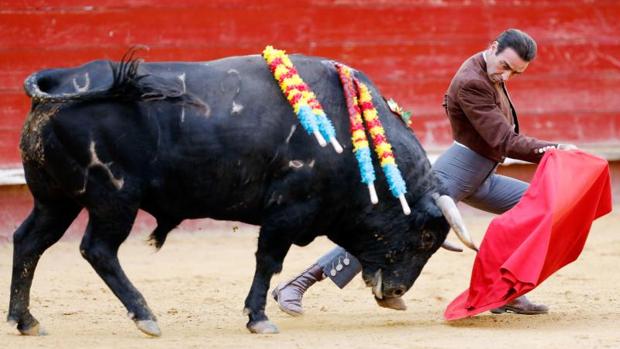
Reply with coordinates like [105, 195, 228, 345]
[557, 143, 578, 151]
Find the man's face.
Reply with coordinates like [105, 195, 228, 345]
[485, 41, 529, 84]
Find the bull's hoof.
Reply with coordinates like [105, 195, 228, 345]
[247, 320, 279, 334]
[135, 319, 162, 337]
[17, 321, 47, 336]
[375, 296, 407, 311]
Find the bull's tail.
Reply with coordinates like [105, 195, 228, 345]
[23, 47, 207, 111]
[23, 47, 142, 103]
[23, 66, 112, 103]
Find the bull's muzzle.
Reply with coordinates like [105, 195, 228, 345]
[370, 269, 407, 300]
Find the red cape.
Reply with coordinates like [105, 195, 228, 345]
[444, 150, 612, 320]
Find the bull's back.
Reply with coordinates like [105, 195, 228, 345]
[140, 56, 354, 222]
[21, 54, 377, 225]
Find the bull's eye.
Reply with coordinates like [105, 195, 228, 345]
[420, 231, 435, 250]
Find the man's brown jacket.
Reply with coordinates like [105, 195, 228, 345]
[444, 52, 556, 163]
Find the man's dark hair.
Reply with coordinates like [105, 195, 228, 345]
[495, 28, 537, 62]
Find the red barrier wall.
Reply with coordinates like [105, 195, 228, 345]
[1, 0, 619, 168]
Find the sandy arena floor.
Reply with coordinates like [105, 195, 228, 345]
[1, 208, 619, 349]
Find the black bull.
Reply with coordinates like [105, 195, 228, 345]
[8, 53, 467, 336]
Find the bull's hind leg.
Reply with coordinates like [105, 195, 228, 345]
[79, 206, 161, 337]
[244, 224, 293, 334]
[8, 200, 81, 335]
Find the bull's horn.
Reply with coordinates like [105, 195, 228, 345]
[441, 239, 463, 252]
[372, 269, 383, 300]
[432, 193, 478, 252]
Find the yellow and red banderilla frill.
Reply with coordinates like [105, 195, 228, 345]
[334, 62, 409, 214]
[355, 79, 410, 214]
[262, 46, 342, 153]
[334, 63, 378, 204]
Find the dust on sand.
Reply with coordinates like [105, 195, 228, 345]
[1, 209, 619, 349]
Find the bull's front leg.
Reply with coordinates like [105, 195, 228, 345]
[244, 224, 292, 334]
